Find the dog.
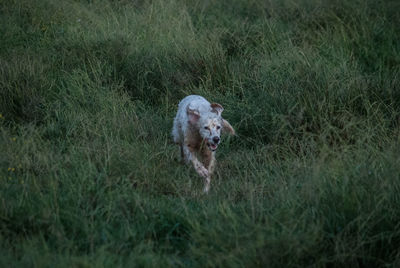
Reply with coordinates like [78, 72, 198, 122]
[172, 95, 235, 192]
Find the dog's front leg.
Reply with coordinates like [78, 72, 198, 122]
[204, 176, 211, 193]
[208, 152, 216, 176]
[202, 150, 216, 193]
[182, 144, 209, 179]
[204, 153, 216, 193]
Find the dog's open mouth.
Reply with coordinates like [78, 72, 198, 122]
[207, 143, 218, 151]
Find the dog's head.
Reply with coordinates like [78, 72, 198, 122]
[187, 103, 235, 151]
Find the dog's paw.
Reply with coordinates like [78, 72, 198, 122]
[196, 166, 209, 178]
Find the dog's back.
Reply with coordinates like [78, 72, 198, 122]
[178, 95, 211, 115]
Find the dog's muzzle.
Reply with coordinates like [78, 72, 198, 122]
[207, 137, 220, 151]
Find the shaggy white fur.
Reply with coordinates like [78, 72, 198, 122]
[172, 95, 235, 193]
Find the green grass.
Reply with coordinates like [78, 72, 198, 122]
[1, 0, 400, 266]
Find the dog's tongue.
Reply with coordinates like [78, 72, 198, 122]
[210, 144, 217, 150]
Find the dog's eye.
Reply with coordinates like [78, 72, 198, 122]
[216, 126, 221, 130]
[204, 127, 209, 130]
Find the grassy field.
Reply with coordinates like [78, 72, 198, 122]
[1, 0, 400, 266]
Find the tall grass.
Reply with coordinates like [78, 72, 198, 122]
[1, 0, 400, 266]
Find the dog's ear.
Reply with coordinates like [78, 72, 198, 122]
[211, 103, 224, 116]
[187, 108, 200, 125]
[222, 119, 235, 135]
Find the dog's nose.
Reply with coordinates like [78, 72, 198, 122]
[213, 136, 220, 144]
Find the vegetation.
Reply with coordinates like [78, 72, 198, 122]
[1, 0, 400, 266]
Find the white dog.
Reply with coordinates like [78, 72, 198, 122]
[172, 95, 235, 192]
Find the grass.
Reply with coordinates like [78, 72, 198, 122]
[1, 0, 400, 266]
